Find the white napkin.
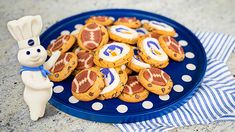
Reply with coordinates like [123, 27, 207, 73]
[114, 32, 235, 132]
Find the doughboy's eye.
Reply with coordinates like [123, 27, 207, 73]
[37, 49, 41, 53]
[26, 51, 30, 55]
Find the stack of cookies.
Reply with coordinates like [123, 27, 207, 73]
[47, 16, 185, 103]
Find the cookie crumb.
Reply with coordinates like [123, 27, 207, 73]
[89, 92, 94, 96]
[55, 74, 59, 78]
[161, 88, 165, 93]
[135, 94, 140, 99]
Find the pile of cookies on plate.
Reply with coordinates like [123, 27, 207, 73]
[47, 16, 185, 103]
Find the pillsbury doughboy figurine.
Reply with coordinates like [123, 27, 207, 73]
[7, 15, 61, 121]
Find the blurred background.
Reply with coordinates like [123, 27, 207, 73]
[0, 0, 235, 131]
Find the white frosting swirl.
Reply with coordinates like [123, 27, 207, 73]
[136, 28, 149, 35]
[142, 37, 168, 61]
[110, 25, 138, 39]
[100, 68, 120, 94]
[149, 20, 174, 32]
[99, 42, 130, 62]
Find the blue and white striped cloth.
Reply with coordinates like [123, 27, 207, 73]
[115, 32, 235, 132]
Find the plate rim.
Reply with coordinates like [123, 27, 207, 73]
[41, 8, 207, 123]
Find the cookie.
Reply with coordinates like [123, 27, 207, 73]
[159, 36, 185, 61]
[94, 42, 134, 68]
[47, 35, 75, 55]
[127, 47, 151, 72]
[119, 76, 149, 103]
[49, 52, 78, 82]
[136, 28, 149, 36]
[85, 16, 114, 26]
[137, 36, 169, 68]
[143, 20, 176, 37]
[146, 31, 161, 40]
[108, 25, 138, 45]
[72, 47, 95, 75]
[138, 68, 173, 95]
[114, 17, 141, 29]
[77, 23, 109, 50]
[97, 68, 128, 100]
[71, 67, 105, 101]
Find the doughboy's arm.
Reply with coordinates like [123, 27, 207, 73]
[21, 72, 53, 89]
[44, 51, 61, 70]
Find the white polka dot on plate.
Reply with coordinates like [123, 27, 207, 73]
[173, 85, 184, 92]
[71, 30, 80, 35]
[109, 17, 115, 21]
[185, 52, 195, 59]
[74, 24, 83, 29]
[92, 102, 103, 111]
[116, 105, 128, 113]
[159, 95, 170, 101]
[182, 75, 192, 82]
[50, 39, 56, 43]
[141, 19, 149, 24]
[68, 96, 79, 104]
[178, 40, 188, 46]
[60, 30, 70, 35]
[142, 101, 153, 109]
[186, 63, 196, 71]
[53, 85, 64, 93]
[174, 33, 179, 38]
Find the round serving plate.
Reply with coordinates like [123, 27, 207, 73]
[40, 9, 207, 123]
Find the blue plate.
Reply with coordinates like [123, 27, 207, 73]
[40, 9, 207, 123]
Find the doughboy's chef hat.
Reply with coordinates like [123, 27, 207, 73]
[7, 15, 42, 49]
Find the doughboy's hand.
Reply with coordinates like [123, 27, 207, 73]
[52, 50, 61, 58]
[44, 50, 61, 70]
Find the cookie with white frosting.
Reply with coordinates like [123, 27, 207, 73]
[127, 47, 151, 72]
[94, 42, 134, 68]
[159, 36, 185, 61]
[119, 76, 149, 103]
[143, 20, 176, 37]
[136, 28, 149, 36]
[71, 67, 105, 101]
[108, 25, 138, 44]
[49, 52, 78, 82]
[114, 17, 141, 29]
[97, 68, 128, 100]
[77, 23, 109, 51]
[85, 16, 114, 26]
[47, 35, 75, 56]
[138, 67, 173, 95]
[137, 36, 169, 68]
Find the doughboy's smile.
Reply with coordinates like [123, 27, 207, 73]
[30, 56, 40, 62]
